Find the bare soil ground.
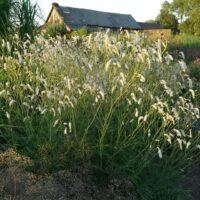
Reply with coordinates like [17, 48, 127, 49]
[1, 144, 200, 200]
[0, 149, 137, 200]
[1, 161, 200, 200]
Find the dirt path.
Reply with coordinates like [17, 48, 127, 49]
[1, 149, 200, 200]
[0, 149, 137, 200]
[0, 167, 138, 200]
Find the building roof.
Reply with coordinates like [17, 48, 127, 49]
[138, 22, 164, 30]
[51, 4, 141, 30]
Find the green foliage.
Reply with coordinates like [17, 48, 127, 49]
[0, 32, 199, 198]
[0, 0, 13, 35]
[172, 0, 188, 22]
[145, 19, 157, 23]
[156, 1, 178, 30]
[189, 58, 200, 83]
[0, 0, 39, 40]
[171, 34, 200, 48]
[179, 9, 200, 36]
[137, 162, 187, 200]
[157, 0, 200, 35]
[71, 27, 88, 37]
[44, 23, 67, 38]
[190, 64, 200, 82]
[172, 0, 200, 36]
[12, 0, 39, 39]
[44, 26, 88, 39]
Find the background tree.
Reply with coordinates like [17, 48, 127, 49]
[172, 0, 188, 23]
[172, 0, 200, 35]
[145, 19, 157, 23]
[156, 1, 178, 31]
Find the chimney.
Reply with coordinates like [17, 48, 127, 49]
[52, 2, 59, 7]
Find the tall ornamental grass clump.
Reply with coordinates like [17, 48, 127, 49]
[0, 32, 200, 199]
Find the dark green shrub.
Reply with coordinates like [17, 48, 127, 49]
[44, 23, 67, 38]
[190, 60, 200, 81]
[71, 27, 88, 37]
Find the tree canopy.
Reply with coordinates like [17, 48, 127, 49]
[157, 0, 200, 36]
[172, 0, 200, 35]
[156, 1, 178, 31]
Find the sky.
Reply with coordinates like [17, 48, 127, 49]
[36, 0, 169, 23]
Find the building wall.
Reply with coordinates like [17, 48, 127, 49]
[142, 29, 172, 40]
[46, 8, 72, 32]
[86, 26, 105, 32]
[47, 8, 63, 24]
[86, 25, 123, 33]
